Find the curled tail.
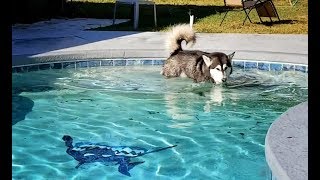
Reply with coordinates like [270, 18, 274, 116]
[166, 24, 196, 55]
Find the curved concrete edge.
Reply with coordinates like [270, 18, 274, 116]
[12, 49, 164, 66]
[265, 101, 308, 180]
[12, 49, 307, 67]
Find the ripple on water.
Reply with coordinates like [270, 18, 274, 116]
[12, 66, 307, 179]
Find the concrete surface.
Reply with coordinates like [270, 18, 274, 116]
[12, 18, 308, 66]
[265, 101, 308, 180]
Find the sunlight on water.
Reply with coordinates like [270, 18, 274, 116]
[12, 66, 307, 180]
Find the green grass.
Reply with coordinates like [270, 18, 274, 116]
[69, 0, 307, 34]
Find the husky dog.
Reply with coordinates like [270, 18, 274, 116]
[161, 24, 235, 84]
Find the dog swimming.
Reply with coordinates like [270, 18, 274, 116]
[161, 24, 235, 84]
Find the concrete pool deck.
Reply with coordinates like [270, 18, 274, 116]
[12, 18, 308, 180]
[12, 18, 307, 66]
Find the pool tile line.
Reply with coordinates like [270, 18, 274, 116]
[12, 59, 308, 73]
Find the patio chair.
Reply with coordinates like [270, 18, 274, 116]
[113, 0, 157, 29]
[220, 0, 280, 26]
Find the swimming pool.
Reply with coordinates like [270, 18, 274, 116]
[12, 63, 308, 179]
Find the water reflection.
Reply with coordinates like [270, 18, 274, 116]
[164, 84, 234, 129]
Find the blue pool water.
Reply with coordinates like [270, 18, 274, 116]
[12, 66, 308, 179]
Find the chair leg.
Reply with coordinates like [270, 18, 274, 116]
[243, 8, 253, 25]
[219, 10, 229, 26]
[133, 2, 139, 29]
[154, 3, 157, 27]
[258, 14, 263, 23]
[113, 2, 117, 25]
[270, 1, 281, 21]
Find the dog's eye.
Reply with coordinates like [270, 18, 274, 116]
[216, 67, 221, 71]
[224, 67, 228, 70]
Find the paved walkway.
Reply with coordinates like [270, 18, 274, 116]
[12, 18, 308, 66]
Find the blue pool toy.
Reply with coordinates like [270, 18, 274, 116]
[62, 135, 177, 176]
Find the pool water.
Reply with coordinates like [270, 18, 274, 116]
[12, 66, 308, 180]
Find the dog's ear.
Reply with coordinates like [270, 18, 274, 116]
[228, 52, 235, 61]
[202, 55, 212, 67]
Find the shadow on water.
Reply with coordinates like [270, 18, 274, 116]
[12, 95, 34, 126]
[12, 74, 59, 126]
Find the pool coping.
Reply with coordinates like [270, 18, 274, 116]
[12, 31, 308, 67]
[12, 49, 308, 67]
[265, 101, 308, 180]
[11, 58, 308, 74]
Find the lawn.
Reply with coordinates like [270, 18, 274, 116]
[69, 0, 307, 34]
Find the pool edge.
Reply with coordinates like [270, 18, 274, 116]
[12, 49, 308, 67]
[265, 101, 308, 180]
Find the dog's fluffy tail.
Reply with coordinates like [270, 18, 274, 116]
[165, 24, 196, 55]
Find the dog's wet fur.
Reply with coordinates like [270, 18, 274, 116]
[161, 24, 235, 84]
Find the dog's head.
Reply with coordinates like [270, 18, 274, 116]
[202, 52, 235, 84]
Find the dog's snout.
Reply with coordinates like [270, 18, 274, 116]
[222, 78, 227, 82]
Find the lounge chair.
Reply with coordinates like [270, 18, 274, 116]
[220, 0, 280, 26]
